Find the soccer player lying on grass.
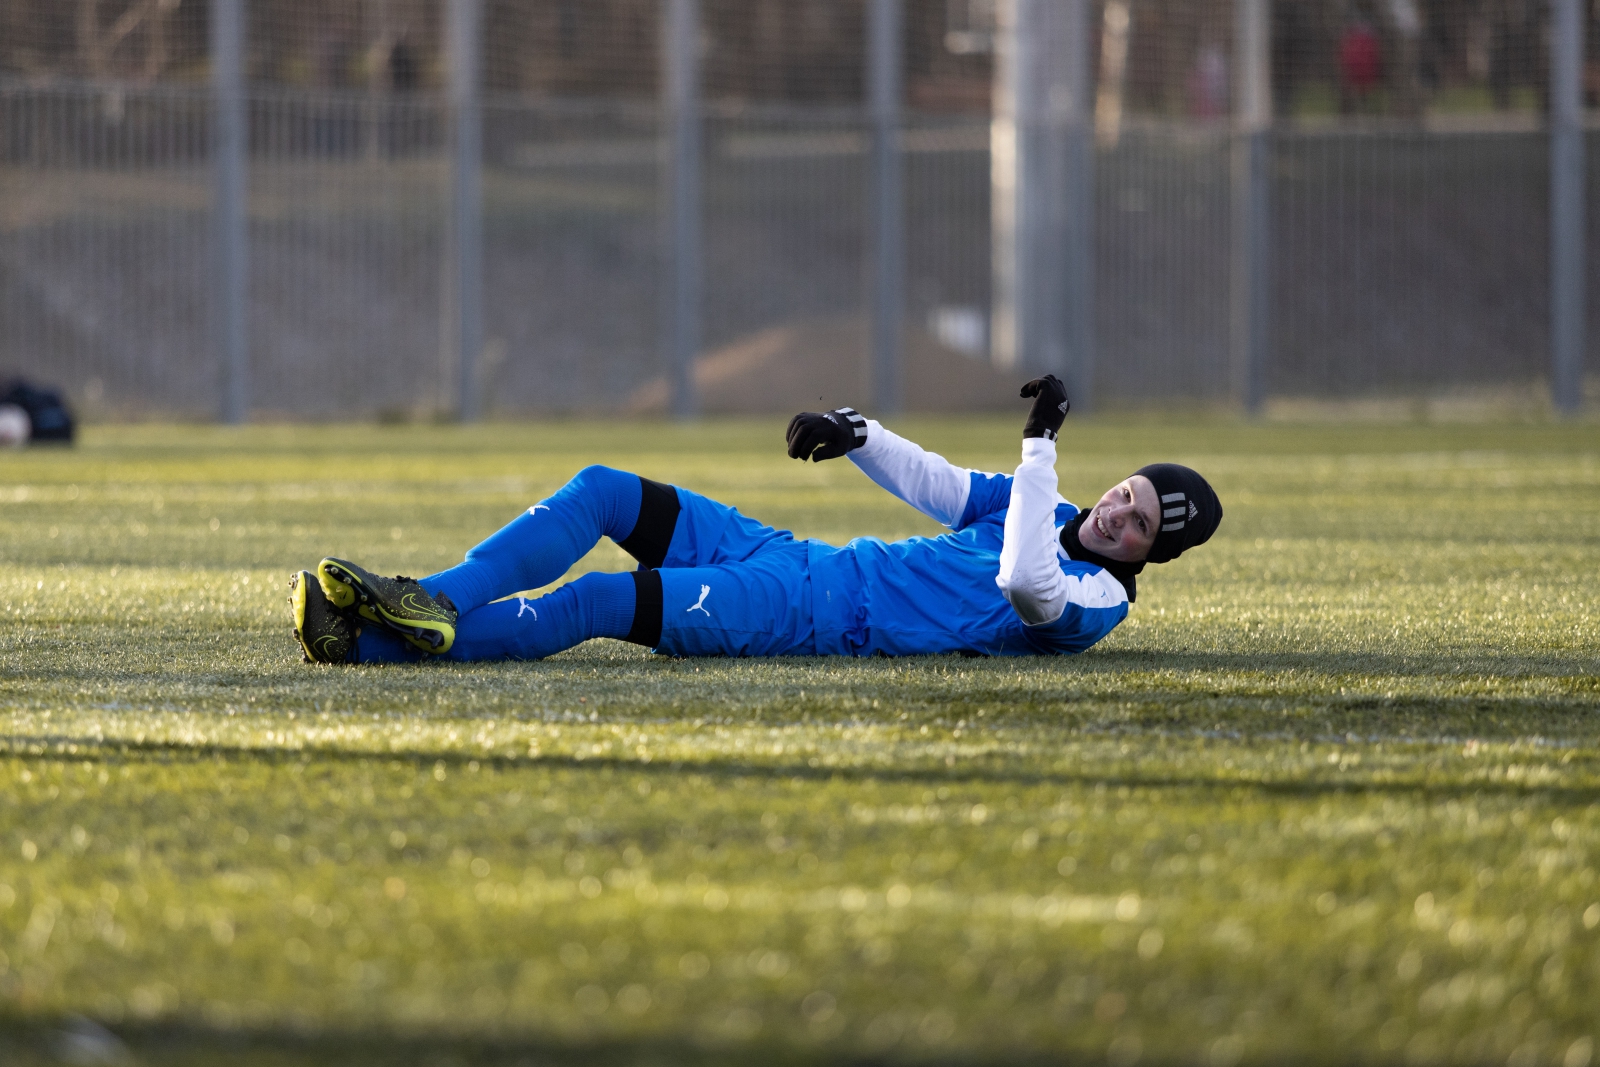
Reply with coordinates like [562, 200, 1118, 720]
[287, 376, 1221, 665]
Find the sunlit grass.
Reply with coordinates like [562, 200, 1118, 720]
[1, 418, 1598, 1066]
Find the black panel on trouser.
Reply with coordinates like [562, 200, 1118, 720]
[618, 476, 680, 569]
[624, 568, 664, 647]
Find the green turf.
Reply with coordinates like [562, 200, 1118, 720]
[2, 417, 1598, 1066]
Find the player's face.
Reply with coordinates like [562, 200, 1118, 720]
[1078, 474, 1160, 562]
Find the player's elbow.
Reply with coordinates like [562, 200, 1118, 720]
[1007, 593, 1064, 627]
[996, 573, 1065, 627]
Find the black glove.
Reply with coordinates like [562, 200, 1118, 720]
[1019, 375, 1070, 441]
[786, 407, 867, 462]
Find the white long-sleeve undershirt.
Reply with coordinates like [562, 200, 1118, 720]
[848, 420, 973, 527]
[849, 421, 1075, 627]
[995, 436, 1072, 626]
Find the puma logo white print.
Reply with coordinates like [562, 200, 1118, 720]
[528, 504, 551, 515]
[687, 585, 711, 616]
[517, 597, 537, 620]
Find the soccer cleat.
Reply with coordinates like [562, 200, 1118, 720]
[316, 557, 457, 655]
[288, 569, 357, 664]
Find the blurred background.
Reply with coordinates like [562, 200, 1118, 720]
[0, 0, 1595, 420]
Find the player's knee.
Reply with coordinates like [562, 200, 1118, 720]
[570, 466, 643, 532]
[571, 464, 632, 494]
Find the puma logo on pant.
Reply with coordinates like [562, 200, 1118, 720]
[687, 585, 711, 616]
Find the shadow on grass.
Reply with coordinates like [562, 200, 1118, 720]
[0, 1016, 1033, 1067]
[9, 643, 1600, 688]
[6, 645, 1599, 753]
[1073, 647, 1600, 681]
[5, 729, 1600, 804]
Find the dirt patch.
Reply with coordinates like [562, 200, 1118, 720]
[625, 315, 1024, 414]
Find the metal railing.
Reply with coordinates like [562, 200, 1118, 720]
[0, 0, 1591, 419]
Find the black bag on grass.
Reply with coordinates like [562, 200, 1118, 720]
[1, 378, 75, 444]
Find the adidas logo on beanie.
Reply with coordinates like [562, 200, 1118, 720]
[1133, 463, 1223, 564]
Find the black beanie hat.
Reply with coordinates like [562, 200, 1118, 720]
[1134, 463, 1223, 564]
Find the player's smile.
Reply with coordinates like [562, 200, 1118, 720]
[1080, 475, 1160, 563]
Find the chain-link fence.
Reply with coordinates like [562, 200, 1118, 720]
[0, 0, 1594, 419]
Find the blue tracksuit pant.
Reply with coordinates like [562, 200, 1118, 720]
[354, 466, 814, 663]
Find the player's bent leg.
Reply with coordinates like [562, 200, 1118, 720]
[418, 466, 679, 615]
[351, 570, 664, 664]
[408, 466, 796, 621]
[295, 465, 808, 664]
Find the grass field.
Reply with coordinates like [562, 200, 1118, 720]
[2, 417, 1598, 1066]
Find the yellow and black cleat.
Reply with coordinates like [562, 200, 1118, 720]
[316, 557, 457, 655]
[288, 569, 357, 664]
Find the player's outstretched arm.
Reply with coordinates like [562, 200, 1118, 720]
[787, 405, 974, 527]
[997, 376, 1074, 625]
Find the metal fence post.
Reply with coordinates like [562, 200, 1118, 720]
[1060, 0, 1095, 412]
[447, 0, 484, 422]
[990, 0, 1027, 371]
[868, 0, 904, 414]
[1231, 0, 1271, 415]
[662, 0, 701, 420]
[991, 0, 1093, 394]
[1550, 0, 1586, 415]
[212, 0, 248, 424]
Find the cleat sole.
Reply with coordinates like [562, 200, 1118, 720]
[316, 560, 359, 609]
[289, 570, 355, 664]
